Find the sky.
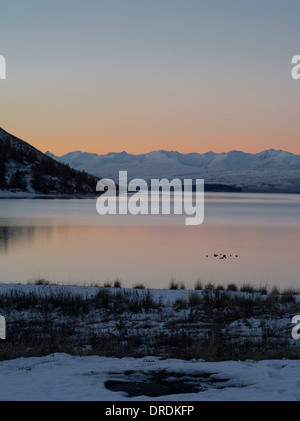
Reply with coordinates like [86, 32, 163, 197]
[1, 0, 300, 156]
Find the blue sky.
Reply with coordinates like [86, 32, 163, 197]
[1, 0, 300, 154]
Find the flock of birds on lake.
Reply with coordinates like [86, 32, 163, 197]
[205, 253, 239, 260]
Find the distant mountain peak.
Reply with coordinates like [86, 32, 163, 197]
[46, 147, 300, 193]
[45, 151, 55, 158]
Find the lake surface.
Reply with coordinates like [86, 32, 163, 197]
[0, 193, 299, 290]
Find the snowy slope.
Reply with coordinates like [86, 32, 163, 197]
[0, 127, 99, 196]
[46, 149, 300, 192]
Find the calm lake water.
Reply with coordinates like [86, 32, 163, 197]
[0, 193, 299, 290]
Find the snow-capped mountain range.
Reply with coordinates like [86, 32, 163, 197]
[46, 148, 300, 192]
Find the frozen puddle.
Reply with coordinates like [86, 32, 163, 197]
[105, 370, 234, 398]
[1, 354, 300, 400]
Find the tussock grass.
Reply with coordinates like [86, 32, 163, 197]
[113, 279, 122, 288]
[194, 280, 203, 290]
[169, 280, 179, 290]
[132, 283, 146, 289]
[0, 282, 299, 362]
[226, 283, 238, 292]
[240, 283, 255, 293]
[204, 282, 215, 291]
[188, 291, 202, 307]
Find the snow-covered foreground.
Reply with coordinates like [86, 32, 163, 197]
[0, 353, 299, 401]
[0, 283, 299, 401]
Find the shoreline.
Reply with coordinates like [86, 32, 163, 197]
[0, 280, 299, 296]
[0, 189, 300, 199]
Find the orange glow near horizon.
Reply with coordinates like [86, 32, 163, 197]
[3, 79, 300, 156]
[5, 121, 300, 157]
